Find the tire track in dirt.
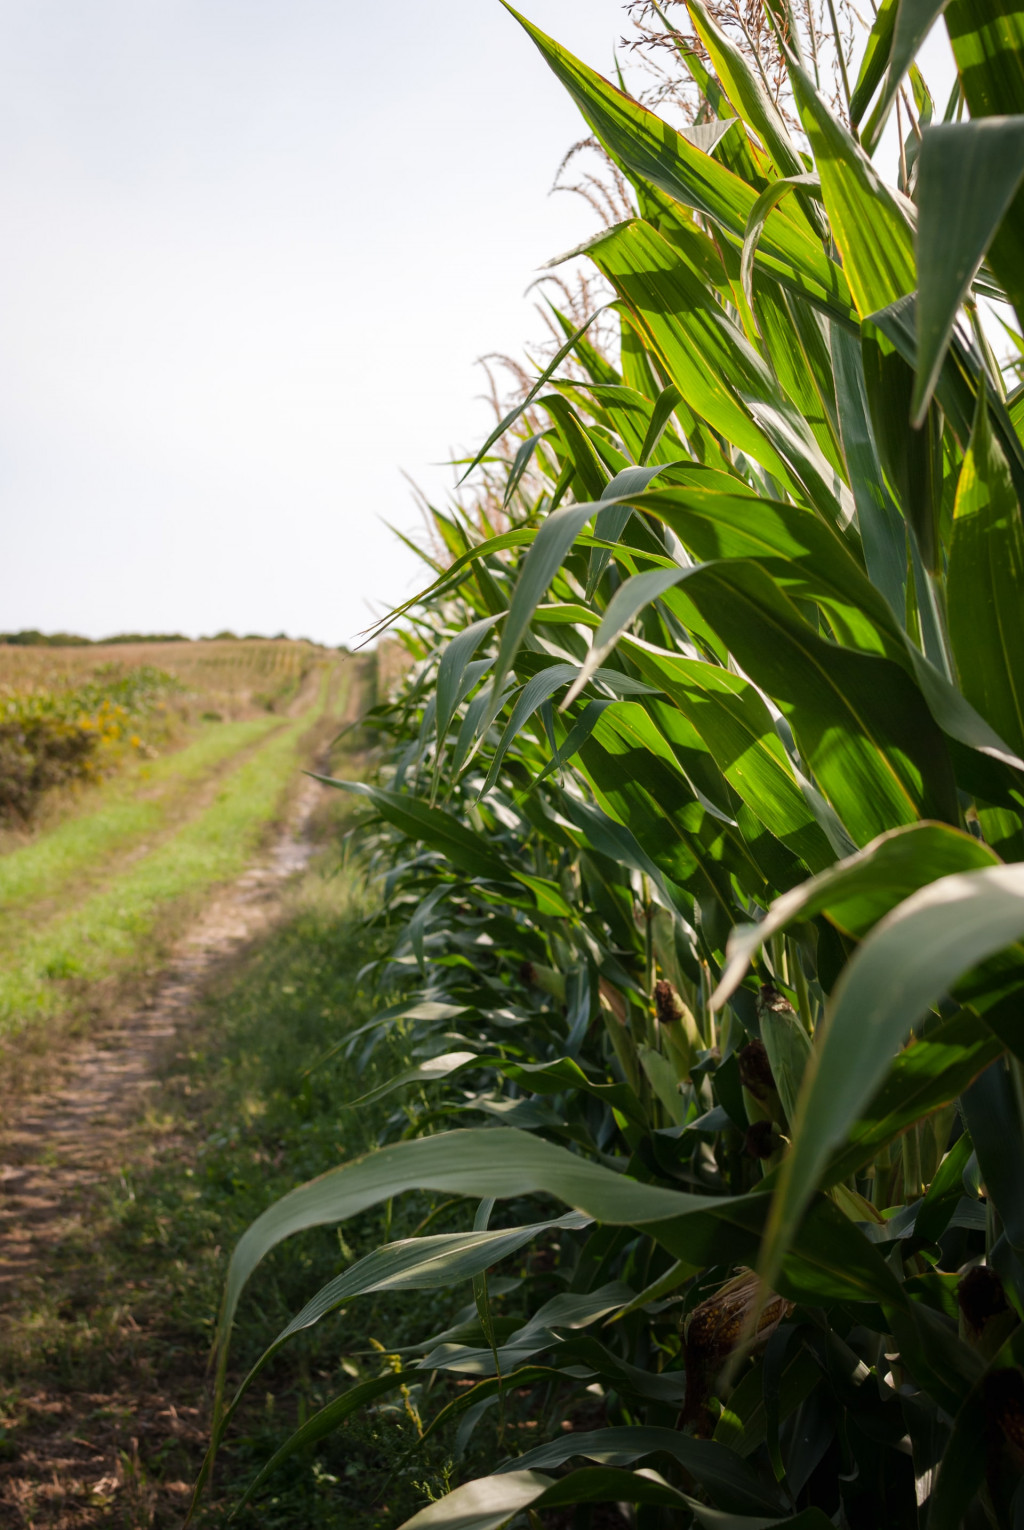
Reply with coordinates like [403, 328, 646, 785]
[0, 655, 369, 1526]
[0, 764, 327, 1300]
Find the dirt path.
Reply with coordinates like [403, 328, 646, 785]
[0, 659, 372, 1528]
[0, 765, 327, 1301]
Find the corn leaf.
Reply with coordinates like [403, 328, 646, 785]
[914, 119, 1024, 422]
[759, 863, 1024, 1293]
[947, 395, 1024, 756]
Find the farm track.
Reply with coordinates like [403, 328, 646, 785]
[0, 762, 326, 1295]
[0, 662, 343, 1086]
[0, 657, 369, 1527]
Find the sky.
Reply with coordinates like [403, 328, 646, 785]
[0, 2, 956, 647]
[0, 0, 638, 645]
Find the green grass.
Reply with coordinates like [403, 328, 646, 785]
[0, 845, 475, 1530]
[0, 673, 335, 1039]
[0, 714, 282, 919]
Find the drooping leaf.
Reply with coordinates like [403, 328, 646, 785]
[496, 1424, 789, 1514]
[670, 560, 959, 843]
[619, 635, 836, 872]
[585, 219, 854, 525]
[947, 395, 1024, 757]
[713, 821, 1000, 1005]
[944, 0, 1024, 323]
[914, 118, 1024, 421]
[316, 779, 514, 883]
[760, 862, 1024, 1292]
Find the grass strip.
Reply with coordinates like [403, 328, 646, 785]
[0, 680, 331, 1039]
[0, 715, 283, 920]
[0, 823, 476, 1529]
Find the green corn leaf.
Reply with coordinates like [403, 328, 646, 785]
[519, 697, 618, 797]
[585, 219, 854, 526]
[788, 53, 916, 316]
[505, 5, 856, 321]
[947, 395, 1024, 757]
[862, 0, 950, 148]
[511, 870, 574, 917]
[503, 429, 555, 506]
[740, 176, 822, 311]
[499, 1056, 649, 1128]
[760, 1001, 813, 1126]
[914, 119, 1024, 423]
[478, 661, 580, 797]
[224, 1212, 591, 1444]
[945, 0, 1024, 119]
[315, 779, 514, 883]
[489, 501, 598, 712]
[563, 569, 689, 709]
[559, 792, 691, 917]
[759, 862, 1024, 1297]
[752, 278, 846, 478]
[944, 0, 1024, 324]
[578, 382, 679, 467]
[685, 0, 812, 188]
[867, 293, 1024, 495]
[435, 614, 502, 756]
[638, 382, 683, 465]
[619, 636, 836, 872]
[498, 1424, 789, 1514]
[578, 723, 758, 938]
[914, 1131, 975, 1244]
[540, 392, 613, 499]
[962, 1061, 1024, 1257]
[831, 322, 908, 620]
[622, 485, 895, 651]
[420, 1283, 641, 1376]
[822, 1007, 1003, 1185]
[449, 673, 515, 777]
[671, 560, 959, 843]
[395, 1466, 753, 1530]
[213, 1126, 902, 1416]
[214, 1127, 737, 1357]
[850, 0, 899, 123]
[345, 1050, 481, 1108]
[714, 821, 999, 1005]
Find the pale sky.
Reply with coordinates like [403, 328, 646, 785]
[0, 3, 955, 647]
[0, 0, 633, 644]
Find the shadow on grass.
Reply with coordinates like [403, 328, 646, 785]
[0, 856, 469, 1530]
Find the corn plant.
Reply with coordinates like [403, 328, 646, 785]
[195, 1, 1024, 1524]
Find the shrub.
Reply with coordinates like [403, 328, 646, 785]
[0, 667, 179, 821]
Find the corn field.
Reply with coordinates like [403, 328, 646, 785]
[200, 1, 1024, 1524]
